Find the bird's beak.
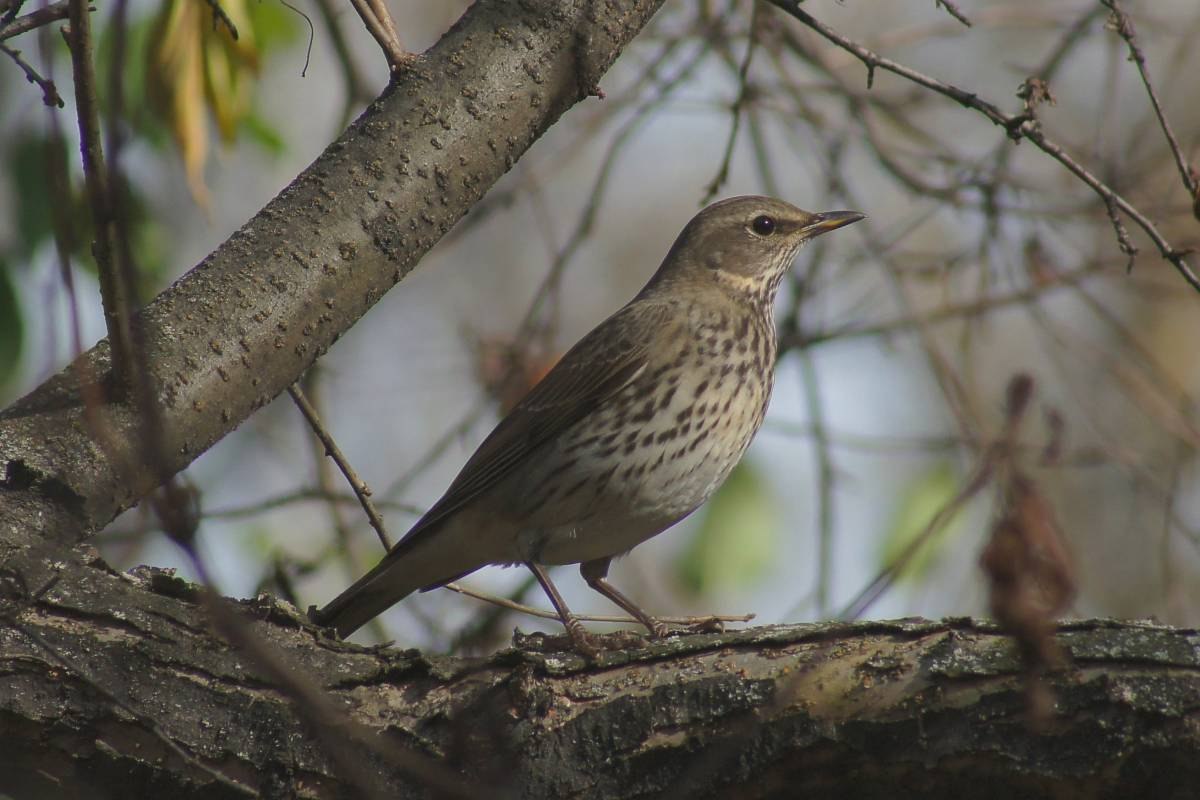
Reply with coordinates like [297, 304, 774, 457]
[803, 210, 866, 238]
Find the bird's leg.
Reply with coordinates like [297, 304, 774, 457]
[526, 562, 598, 657]
[580, 558, 670, 639]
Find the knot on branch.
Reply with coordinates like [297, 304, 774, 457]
[1007, 77, 1055, 141]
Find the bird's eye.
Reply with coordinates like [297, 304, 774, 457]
[751, 215, 776, 236]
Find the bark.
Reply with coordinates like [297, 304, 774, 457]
[2, 560, 1198, 799]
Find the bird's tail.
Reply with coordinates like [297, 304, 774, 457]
[310, 518, 496, 638]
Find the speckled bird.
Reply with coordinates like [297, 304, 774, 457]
[312, 196, 864, 653]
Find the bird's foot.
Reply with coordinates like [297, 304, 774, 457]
[644, 618, 672, 639]
[564, 618, 602, 658]
[684, 616, 726, 635]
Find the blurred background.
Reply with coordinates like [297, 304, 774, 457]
[2, 0, 1198, 653]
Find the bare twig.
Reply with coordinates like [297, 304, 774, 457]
[796, 351, 836, 617]
[441, 580, 755, 627]
[64, 0, 138, 392]
[934, 0, 972, 28]
[838, 456, 991, 621]
[837, 374, 1039, 621]
[787, 260, 1116, 349]
[287, 384, 392, 550]
[1100, 0, 1198, 200]
[703, 4, 759, 203]
[512, 32, 718, 346]
[767, 0, 1200, 293]
[0, 0, 70, 40]
[208, 488, 421, 520]
[384, 399, 489, 499]
[0, 40, 60, 105]
[346, 0, 408, 71]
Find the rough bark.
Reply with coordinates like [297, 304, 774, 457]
[2, 559, 1198, 799]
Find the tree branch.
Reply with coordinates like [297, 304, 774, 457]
[2, 560, 1198, 797]
[0, 0, 71, 41]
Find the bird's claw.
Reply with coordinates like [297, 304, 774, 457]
[685, 616, 726, 634]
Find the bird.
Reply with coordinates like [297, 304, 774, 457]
[310, 196, 864, 653]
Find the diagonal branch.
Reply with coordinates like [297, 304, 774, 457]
[0, 0, 71, 40]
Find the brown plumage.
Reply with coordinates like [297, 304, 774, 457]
[311, 196, 863, 652]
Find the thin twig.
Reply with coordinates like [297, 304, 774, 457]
[384, 399, 488, 499]
[64, 0, 138, 392]
[345, 0, 408, 71]
[364, 0, 403, 60]
[767, 0, 1200, 293]
[703, 4, 759, 203]
[200, 0, 238, 39]
[934, 0, 972, 28]
[839, 453, 993, 621]
[298, 371, 394, 642]
[797, 351, 836, 617]
[0, 0, 70, 40]
[208, 488, 422, 520]
[788, 259, 1114, 349]
[287, 384, 392, 549]
[0, 40, 60, 105]
[512, 32, 718, 346]
[1100, 0, 1197, 199]
[441, 581, 755, 626]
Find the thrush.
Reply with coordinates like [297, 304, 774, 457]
[311, 196, 864, 653]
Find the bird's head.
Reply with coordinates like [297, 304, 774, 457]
[651, 195, 864, 305]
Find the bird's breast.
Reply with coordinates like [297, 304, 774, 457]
[511, 306, 776, 560]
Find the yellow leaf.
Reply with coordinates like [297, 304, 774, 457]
[147, 0, 263, 206]
[204, 0, 259, 143]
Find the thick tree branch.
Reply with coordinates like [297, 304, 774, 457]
[0, 0, 663, 565]
[2, 560, 1198, 798]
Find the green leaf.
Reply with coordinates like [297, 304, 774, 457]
[877, 462, 966, 584]
[97, 12, 172, 151]
[0, 261, 24, 391]
[246, 0, 303, 51]
[10, 134, 57, 260]
[676, 461, 778, 596]
[240, 112, 287, 157]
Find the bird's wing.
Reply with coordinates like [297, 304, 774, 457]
[311, 304, 661, 637]
[396, 302, 663, 551]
